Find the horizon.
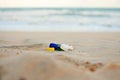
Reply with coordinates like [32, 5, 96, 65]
[0, 7, 119, 9]
[0, 7, 120, 8]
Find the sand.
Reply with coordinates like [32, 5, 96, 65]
[0, 31, 120, 80]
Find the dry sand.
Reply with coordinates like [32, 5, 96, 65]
[0, 31, 120, 80]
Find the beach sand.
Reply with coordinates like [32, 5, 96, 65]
[0, 31, 120, 80]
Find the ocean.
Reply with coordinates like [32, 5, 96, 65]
[0, 8, 120, 32]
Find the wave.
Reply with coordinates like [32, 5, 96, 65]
[0, 8, 120, 32]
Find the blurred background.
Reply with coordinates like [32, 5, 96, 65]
[0, 0, 120, 32]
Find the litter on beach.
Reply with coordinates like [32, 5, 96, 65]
[46, 43, 73, 51]
[46, 47, 55, 51]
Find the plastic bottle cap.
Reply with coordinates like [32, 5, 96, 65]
[46, 48, 55, 51]
[60, 44, 73, 51]
[49, 43, 60, 49]
[55, 47, 64, 51]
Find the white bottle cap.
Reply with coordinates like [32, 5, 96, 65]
[60, 44, 73, 51]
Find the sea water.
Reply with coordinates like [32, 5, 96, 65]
[0, 8, 120, 32]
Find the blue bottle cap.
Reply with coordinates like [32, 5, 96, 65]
[49, 43, 60, 49]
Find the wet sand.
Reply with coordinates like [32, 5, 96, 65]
[0, 31, 120, 80]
